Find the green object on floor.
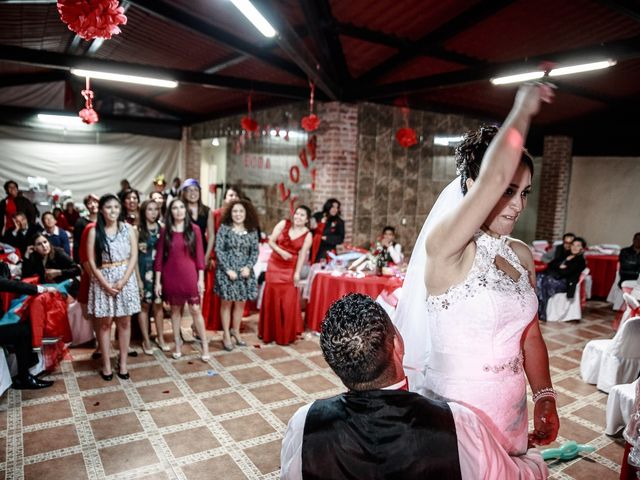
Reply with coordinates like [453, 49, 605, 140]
[541, 441, 596, 461]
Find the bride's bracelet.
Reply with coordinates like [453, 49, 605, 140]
[532, 387, 557, 403]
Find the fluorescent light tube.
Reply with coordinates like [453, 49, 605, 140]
[37, 114, 91, 129]
[434, 135, 464, 146]
[490, 71, 544, 85]
[549, 60, 616, 77]
[70, 69, 178, 88]
[230, 0, 277, 38]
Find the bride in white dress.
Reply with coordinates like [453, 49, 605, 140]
[394, 83, 559, 456]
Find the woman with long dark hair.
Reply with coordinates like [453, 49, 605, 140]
[310, 198, 344, 263]
[23, 233, 80, 283]
[87, 194, 140, 381]
[120, 189, 141, 227]
[136, 199, 168, 354]
[154, 199, 209, 360]
[215, 199, 259, 351]
[259, 206, 312, 345]
[203, 185, 240, 331]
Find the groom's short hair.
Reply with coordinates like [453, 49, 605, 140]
[320, 293, 395, 390]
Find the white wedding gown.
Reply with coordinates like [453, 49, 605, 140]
[422, 231, 538, 455]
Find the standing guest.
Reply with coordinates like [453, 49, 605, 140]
[61, 201, 80, 232]
[379, 226, 404, 264]
[541, 232, 575, 264]
[536, 237, 587, 321]
[281, 294, 548, 480]
[136, 200, 168, 354]
[22, 233, 80, 284]
[120, 189, 141, 227]
[53, 207, 70, 232]
[310, 199, 345, 263]
[73, 194, 99, 263]
[117, 179, 131, 201]
[87, 194, 140, 381]
[0, 180, 38, 236]
[619, 232, 640, 287]
[2, 212, 40, 257]
[152, 174, 167, 197]
[154, 199, 209, 360]
[180, 179, 212, 250]
[0, 262, 56, 389]
[41, 211, 71, 255]
[149, 191, 166, 219]
[203, 185, 240, 331]
[215, 199, 259, 351]
[260, 206, 312, 345]
[165, 176, 181, 205]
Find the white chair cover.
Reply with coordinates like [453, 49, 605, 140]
[375, 287, 403, 319]
[580, 316, 640, 392]
[532, 240, 549, 253]
[6, 349, 45, 377]
[605, 378, 639, 436]
[0, 349, 12, 396]
[67, 301, 95, 346]
[607, 270, 625, 310]
[546, 268, 589, 322]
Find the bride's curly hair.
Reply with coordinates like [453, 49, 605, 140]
[455, 125, 534, 195]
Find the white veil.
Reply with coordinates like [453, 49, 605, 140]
[392, 176, 464, 391]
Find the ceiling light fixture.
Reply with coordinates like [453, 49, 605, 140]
[491, 59, 616, 85]
[37, 114, 92, 130]
[434, 135, 464, 146]
[229, 0, 277, 38]
[70, 69, 178, 88]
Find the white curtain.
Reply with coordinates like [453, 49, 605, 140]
[0, 126, 183, 202]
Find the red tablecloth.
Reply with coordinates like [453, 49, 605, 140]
[306, 272, 403, 331]
[585, 254, 618, 298]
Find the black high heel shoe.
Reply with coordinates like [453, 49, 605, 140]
[100, 370, 113, 381]
[116, 362, 130, 380]
[229, 329, 246, 347]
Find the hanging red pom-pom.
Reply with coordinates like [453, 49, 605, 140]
[79, 107, 99, 124]
[301, 114, 320, 132]
[57, 0, 127, 41]
[396, 128, 417, 148]
[241, 117, 259, 132]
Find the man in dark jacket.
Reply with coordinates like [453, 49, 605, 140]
[2, 212, 41, 257]
[619, 232, 640, 287]
[280, 294, 547, 479]
[0, 262, 56, 389]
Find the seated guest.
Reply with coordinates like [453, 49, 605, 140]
[52, 207, 70, 232]
[2, 212, 40, 257]
[0, 261, 56, 389]
[22, 233, 80, 284]
[619, 232, 640, 287]
[0, 180, 38, 236]
[536, 237, 587, 321]
[281, 293, 547, 479]
[379, 225, 404, 264]
[41, 211, 71, 255]
[541, 232, 575, 264]
[61, 201, 79, 232]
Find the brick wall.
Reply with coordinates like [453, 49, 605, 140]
[535, 136, 573, 241]
[183, 127, 201, 180]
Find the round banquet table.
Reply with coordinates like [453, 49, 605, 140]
[585, 254, 618, 298]
[306, 271, 403, 332]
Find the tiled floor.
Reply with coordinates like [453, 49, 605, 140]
[0, 301, 627, 479]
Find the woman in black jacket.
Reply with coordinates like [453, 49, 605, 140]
[536, 237, 587, 321]
[310, 198, 345, 263]
[22, 233, 80, 284]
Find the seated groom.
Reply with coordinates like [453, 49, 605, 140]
[280, 293, 547, 479]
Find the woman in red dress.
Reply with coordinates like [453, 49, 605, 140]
[203, 186, 240, 331]
[259, 206, 312, 345]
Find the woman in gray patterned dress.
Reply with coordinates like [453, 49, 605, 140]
[215, 199, 259, 351]
[87, 194, 141, 381]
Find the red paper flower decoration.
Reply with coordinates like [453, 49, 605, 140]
[396, 127, 417, 148]
[241, 117, 258, 132]
[301, 114, 320, 132]
[79, 107, 99, 124]
[57, 0, 127, 41]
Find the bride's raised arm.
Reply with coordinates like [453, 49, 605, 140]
[426, 83, 554, 262]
